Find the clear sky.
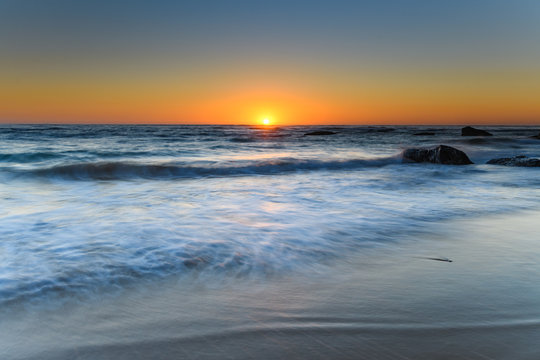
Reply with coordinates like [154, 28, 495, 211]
[1, 0, 540, 125]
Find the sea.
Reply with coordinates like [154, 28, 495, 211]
[1, 124, 540, 359]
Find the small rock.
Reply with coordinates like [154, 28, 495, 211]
[402, 145, 473, 165]
[373, 128, 395, 133]
[486, 155, 540, 167]
[461, 126, 492, 136]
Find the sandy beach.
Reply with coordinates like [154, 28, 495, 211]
[2, 209, 539, 360]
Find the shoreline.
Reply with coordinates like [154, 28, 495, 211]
[2, 209, 540, 359]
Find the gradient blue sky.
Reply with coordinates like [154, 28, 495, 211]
[1, 0, 540, 124]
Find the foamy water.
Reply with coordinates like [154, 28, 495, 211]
[1, 125, 540, 306]
[2, 125, 540, 359]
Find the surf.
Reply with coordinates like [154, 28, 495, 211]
[10, 157, 401, 181]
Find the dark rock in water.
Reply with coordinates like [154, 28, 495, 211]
[413, 132, 436, 136]
[461, 126, 492, 136]
[402, 145, 473, 165]
[304, 131, 337, 136]
[530, 132, 540, 139]
[486, 155, 540, 167]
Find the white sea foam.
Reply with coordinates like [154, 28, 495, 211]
[1, 125, 539, 305]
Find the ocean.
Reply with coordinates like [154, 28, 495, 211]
[1, 124, 540, 359]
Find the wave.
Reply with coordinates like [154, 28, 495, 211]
[17, 157, 400, 181]
[0, 226, 349, 305]
[0, 250, 238, 305]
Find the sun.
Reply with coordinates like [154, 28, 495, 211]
[262, 118, 270, 125]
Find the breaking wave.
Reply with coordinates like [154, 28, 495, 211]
[18, 157, 401, 181]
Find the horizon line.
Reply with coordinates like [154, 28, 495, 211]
[1, 122, 539, 127]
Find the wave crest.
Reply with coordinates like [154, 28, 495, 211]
[24, 157, 400, 180]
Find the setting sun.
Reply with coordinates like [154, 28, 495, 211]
[262, 118, 270, 125]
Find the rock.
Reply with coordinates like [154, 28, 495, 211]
[530, 132, 540, 139]
[304, 131, 337, 136]
[413, 132, 436, 136]
[372, 128, 395, 133]
[486, 155, 540, 167]
[402, 145, 473, 165]
[461, 126, 492, 136]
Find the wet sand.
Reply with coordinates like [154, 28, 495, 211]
[2, 210, 540, 360]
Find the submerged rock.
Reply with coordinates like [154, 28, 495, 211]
[530, 132, 540, 139]
[304, 131, 337, 136]
[413, 132, 436, 136]
[402, 145, 473, 165]
[486, 155, 540, 167]
[461, 126, 492, 136]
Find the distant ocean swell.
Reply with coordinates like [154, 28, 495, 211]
[9, 157, 401, 181]
[0, 152, 63, 163]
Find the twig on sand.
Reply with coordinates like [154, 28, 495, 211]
[415, 256, 453, 263]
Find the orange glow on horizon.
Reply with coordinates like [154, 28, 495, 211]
[1, 62, 540, 125]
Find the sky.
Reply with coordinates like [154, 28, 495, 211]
[1, 0, 540, 125]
